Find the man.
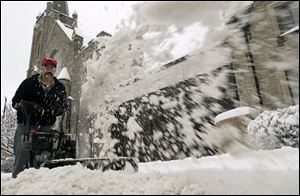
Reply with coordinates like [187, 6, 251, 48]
[11, 56, 68, 178]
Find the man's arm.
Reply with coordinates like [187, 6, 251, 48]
[12, 79, 27, 110]
[12, 79, 44, 115]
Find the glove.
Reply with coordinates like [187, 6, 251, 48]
[21, 100, 44, 114]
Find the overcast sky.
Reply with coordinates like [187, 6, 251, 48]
[1, 1, 140, 111]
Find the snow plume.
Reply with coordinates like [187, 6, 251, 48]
[81, 1, 249, 113]
[92, 112, 119, 158]
[130, 1, 252, 29]
[80, 2, 252, 158]
[126, 1, 234, 57]
[99, 65, 238, 161]
[248, 105, 299, 150]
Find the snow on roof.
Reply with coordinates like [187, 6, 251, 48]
[214, 107, 260, 124]
[57, 67, 71, 81]
[56, 20, 74, 41]
[82, 38, 94, 48]
[74, 27, 83, 38]
[67, 96, 74, 101]
[280, 25, 299, 37]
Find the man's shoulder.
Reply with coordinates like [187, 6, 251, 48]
[28, 74, 39, 81]
[53, 77, 66, 89]
[22, 74, 39, 84]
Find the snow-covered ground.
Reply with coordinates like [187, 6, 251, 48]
[1, 147, 298, 195]
[1, 1, 299, 195]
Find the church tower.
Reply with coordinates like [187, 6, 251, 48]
[27, 1, 82, 77]
[27, 1, 84, 156]
[53, 1, 69, 15]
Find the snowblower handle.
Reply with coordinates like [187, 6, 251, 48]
[15, 102, 33, 145]
[15, 102, 30, 125]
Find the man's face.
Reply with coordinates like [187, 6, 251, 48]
[41, 63, 56, 78]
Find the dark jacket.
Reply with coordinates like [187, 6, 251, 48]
[12, 74, 68, 126]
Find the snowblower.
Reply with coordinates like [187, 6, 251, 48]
[16, 103, 138, 172]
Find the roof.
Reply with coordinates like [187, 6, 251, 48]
[56, 20, 73, 41]
[74, 27, 84, 38]
[96, 31, 112, 37]
[57, 67, 71, 81]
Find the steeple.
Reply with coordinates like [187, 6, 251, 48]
[52, 1, 69, 16]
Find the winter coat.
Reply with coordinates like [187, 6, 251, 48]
[12, 74, 68, 126]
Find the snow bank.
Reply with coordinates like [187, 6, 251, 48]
[248, 105, 299, 150]
[1, 147, 298, 195]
